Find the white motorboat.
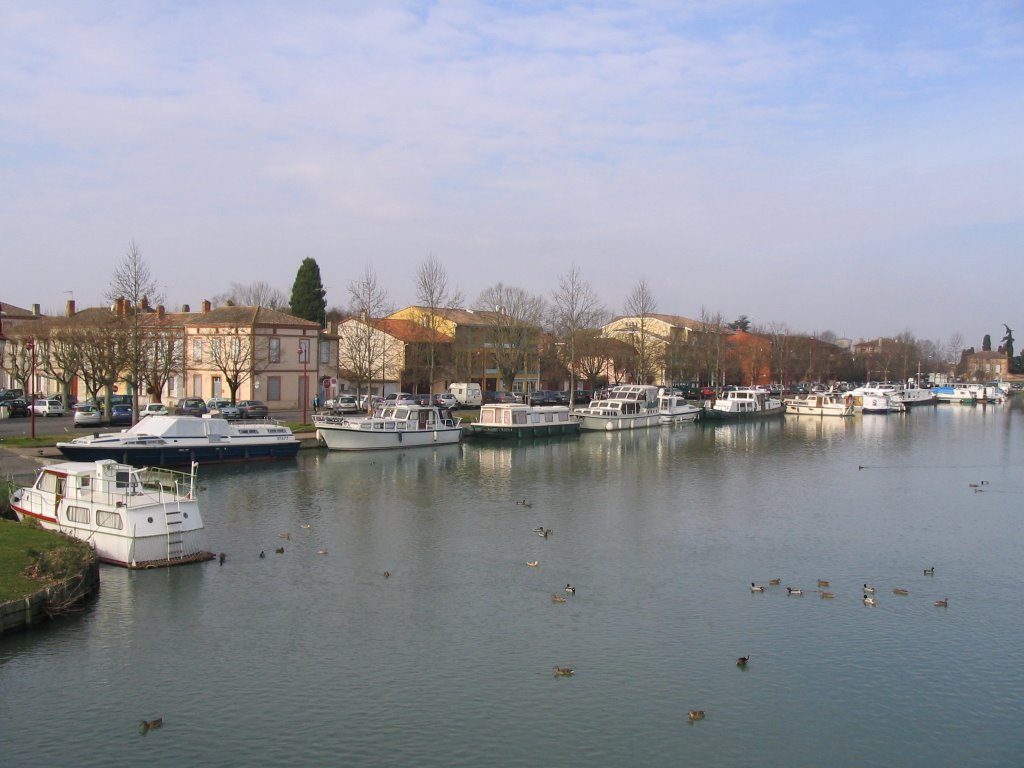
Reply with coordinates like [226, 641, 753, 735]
[10, 459, 213, 568]
[465, 404, 580, 439]
[571, 385, 662, 431]
[313, 404, 462, 450]
[783, 392, 855, 417]
[658, 389, 701, 424]
[846, 386, 904, 413]
[931, 384, 982, 404]
[57, 414, 300, 467]
[702, 387, 784, 421]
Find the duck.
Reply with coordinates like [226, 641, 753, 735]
[218, 552, 226, 565]
[553, 666, 574, 677]
[923, 566, 935, 576]
[892, 587, 909, 596]
[138, 717, 163, 734]
[863, 584, 875, 593]
[934, 597, 949, 608]
[565, 584, 576, 595]
[259, 550, 265, 559]
[383, 571, 391, 578]
[300, 523, 311, 529]
[526, 560, 540, 567]
[532, 526, 545, 534]
[279, 532, 290, 540]
[817, 579, 830, 588]
[736, 656, 750, 667]
[687, 710, 706, 722]
[750, 582, 766, 593]
[768, 578, 781, 586]
[551, 594, 567, 603]
[819, 590, 836, 599]
[786, 587, 803, 596]
[863, 594, 877, 606]
[517, 499, 533, 508]
[274, 547, 285, 554]
[317, 548, 328, 555]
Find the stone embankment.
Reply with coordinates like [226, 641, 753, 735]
[0, 560, 100, 635]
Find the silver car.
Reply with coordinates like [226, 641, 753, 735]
[73, 404, 103, 427]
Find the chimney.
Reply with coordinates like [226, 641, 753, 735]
[181, 303, 191, 313]
[202, 299, 211, 314]
[124, 299, 132, 314]
[32, 303, 41, 316]
[115, 297, 125, 316]
[66, 299, 76, 317]
[157, 304, 165, 319]
[140, 295, 150, 311]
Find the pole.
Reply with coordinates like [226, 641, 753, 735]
[26, 340, 36, 439]
[302, 339, 308, 423]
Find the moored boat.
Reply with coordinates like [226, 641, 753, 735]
[931, 384, 981, 404]
[466, 404, 580, 439]
[846, 386, 904, 413]
[10, 459, 213, 568]
[783, 391, 855, 417]
[313, 403, 462, 450]
[658, 389, 701, 424]
[702, 387, 784, 420]
[571, 385, 662, 431]
[56, 415, 300, 467]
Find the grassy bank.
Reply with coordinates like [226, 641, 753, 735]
[0, 518, 96, 602]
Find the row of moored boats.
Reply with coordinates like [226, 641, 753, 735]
[9, 381, 1012, 571]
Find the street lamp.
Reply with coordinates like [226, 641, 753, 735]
[299, 338, 309, 423]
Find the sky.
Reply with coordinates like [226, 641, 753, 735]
[2, 1, 1022, 349]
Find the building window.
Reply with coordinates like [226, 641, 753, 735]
[319, 340, 330, 364]
[267, 376, 281, 401]
[231, 337, 241, 359]
[269, 337, 281, 363]
[299, 339, 310, 364]
[192, 374, 202, 397]
[211, 337, 222, 359]
[192, 338, 203, 363]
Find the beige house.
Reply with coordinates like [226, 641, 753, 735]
[183, 302, 323, 413]
[602, 313, 701, 385]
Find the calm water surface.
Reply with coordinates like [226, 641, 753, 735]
[2, 403, 1023, 767]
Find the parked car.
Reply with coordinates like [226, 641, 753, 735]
[31, 398, 66, 417]
[110, 404, 134, 426]
[487, 391, 521, 404]
[431, 393, 458, 409]
[383, 392, 418, 406]
[140, 403, 170, 418]
[359, 395, 385, 411]
[2, 397, 29, 417]
[175, 398, 209, 417]
[528, 390, 560, 407]
[0, 388, 25, 403]
[73, 404, 103, 427]
[237, 400, 269, 418]
[327, 394, 360, 414]
[207, 398, 241, 419]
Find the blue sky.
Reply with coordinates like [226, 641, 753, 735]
[2, 1, 1022, 349]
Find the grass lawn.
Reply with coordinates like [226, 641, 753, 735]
[0, 518, 94, 601]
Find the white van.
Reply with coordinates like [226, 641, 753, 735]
[448, 382, 482, 407]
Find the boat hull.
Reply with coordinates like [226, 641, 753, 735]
[574, 412, 662, 431]
[317, 425, 463, 450]
[56, 440, 301, 467]
[466, 423, 580, 439]
[702, 405, 785, 421]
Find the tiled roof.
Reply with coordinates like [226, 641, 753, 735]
[185, 305, 319, 328]
[0, 301, 38, 319]
[368, 318, 453, 343]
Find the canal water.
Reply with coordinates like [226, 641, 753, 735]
[2, 403, 1023, 767]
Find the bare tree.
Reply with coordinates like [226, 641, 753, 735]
[574, 330, 616, 390]
[623, 279, 658, 384]
[212, 281, 288, 310]
[106, 240, 164, 423]
[141, 319, 184, 404]
[342, 267, 394, 405]
[0, 332, 37, 398]
[415, 254, 464, 394]
[79, 319, 129, 417]
[36, 322, 83, 408]
[945, 332, 964, 364]
[204, 328, 264, 404]
[550, 265, 606, 405]
[474, 284, 546, 392]
[695, 308, 728, 386]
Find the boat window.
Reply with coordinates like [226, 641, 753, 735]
[115, 470, 131, 489]
[513, 412, 526, 425]
[38, 472, 59, 493]
[79, 476, 90, 489]
[66, 506, 90, 524]
[55, 477, 66, 496]
[96, 510, 124, 530]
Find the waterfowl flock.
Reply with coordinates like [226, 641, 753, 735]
[750, 570, 948, 612]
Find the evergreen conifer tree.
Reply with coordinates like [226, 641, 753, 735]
[289, 258, 327, 324]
